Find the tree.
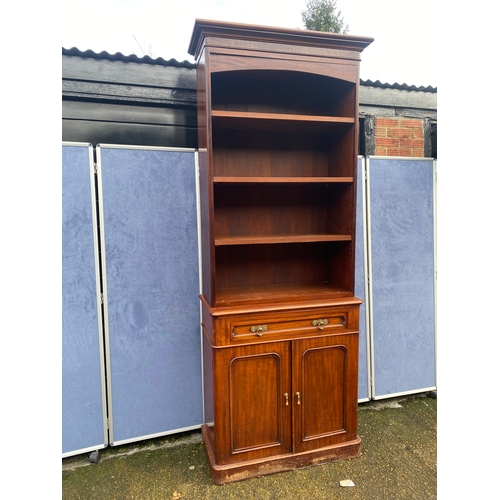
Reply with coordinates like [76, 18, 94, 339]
[301, 0, 349, 34]
[133, 35, 155, 58]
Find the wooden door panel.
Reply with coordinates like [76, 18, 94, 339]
[214, 342, 292, 464]
[230, 352, 281, 451]
[294, 334, 358, 453]
[301, 344, 346, 438]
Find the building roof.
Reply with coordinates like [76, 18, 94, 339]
[62, 47, 436, 93]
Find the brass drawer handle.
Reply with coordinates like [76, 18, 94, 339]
[312, 319, 329, 330]
[250, 324, 268, 336]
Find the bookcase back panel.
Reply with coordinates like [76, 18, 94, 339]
[215, 242, 353, 293]
[214, 183, 354, 238]
[212, 128, 355, 178]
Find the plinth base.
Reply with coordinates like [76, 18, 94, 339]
[201, 424, 361, 485]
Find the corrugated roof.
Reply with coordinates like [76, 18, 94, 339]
[62, 47, 196, 68]
[361, 79, 436, 93]
[62, 48, 436, 92]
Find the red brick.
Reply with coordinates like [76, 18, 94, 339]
[401, 138, 424, 148]
[411, 149, 424, 157]
[376, 137, 400, 147]
[388, 127, 412, 138]
[399, 148, 412, 156]
[375, 117, 399, 127]
[375, 146, 387, 155]
[387, 148, 401, 156]
[412, 128, 423, 139]
[375, 127, 387, 137]
[401, 118, 422, 128]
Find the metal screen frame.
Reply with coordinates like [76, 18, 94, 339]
[356, 156, 372, 402]
[62, 142, 108, 457]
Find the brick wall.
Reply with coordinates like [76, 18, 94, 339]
[374, 117, 424, 157]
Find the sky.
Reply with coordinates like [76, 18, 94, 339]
[61, 0, 437, 87]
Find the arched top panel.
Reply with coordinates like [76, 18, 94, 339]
[208, 52, 358, 83]
[210, 69, 356, 118]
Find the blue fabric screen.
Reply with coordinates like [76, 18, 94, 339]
[62, 144, 106, 455]
[368, 158, 436, 397]
[98, 146, 203, 444]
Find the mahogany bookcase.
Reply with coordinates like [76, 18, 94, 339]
[188, 19, 373, 483]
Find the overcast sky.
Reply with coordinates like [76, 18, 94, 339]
[61, 0, 437, 87]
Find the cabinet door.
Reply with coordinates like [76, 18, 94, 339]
[293, 334, 359, 453]
[214, 342, 292, 464]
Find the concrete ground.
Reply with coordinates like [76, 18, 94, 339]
[62, 393, 436, 500]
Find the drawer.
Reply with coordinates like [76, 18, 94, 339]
[214, 307, 356, 345]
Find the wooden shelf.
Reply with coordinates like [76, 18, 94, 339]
[212, 110, 354, 131]
[215, 282, 352, 307]
[214, 234, 352, 246]
[213, 176, 353, 183]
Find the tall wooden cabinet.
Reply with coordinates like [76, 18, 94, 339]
[188, 19, 373, 484]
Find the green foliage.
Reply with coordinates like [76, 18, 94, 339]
[301, 0, 349, 34]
